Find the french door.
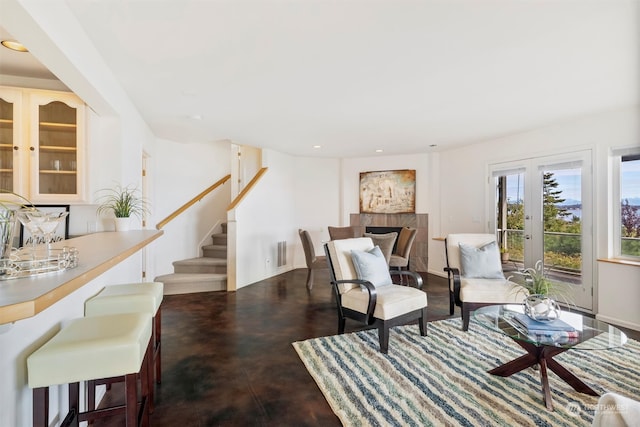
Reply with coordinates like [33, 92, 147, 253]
[489, 150, 593, 311]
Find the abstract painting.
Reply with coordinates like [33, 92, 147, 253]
[359, 169, 416, 214]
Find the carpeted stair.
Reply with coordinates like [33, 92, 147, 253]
[154, 224, 227, 295]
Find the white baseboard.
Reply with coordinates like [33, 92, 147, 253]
[595, 314, 640, 332]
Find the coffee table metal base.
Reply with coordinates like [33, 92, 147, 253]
[488, 338, 599, 410]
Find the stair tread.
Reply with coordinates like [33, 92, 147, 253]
[155, 273, 226, 283]
[202, 244, 227, 249]
[173, 257, 226, 266]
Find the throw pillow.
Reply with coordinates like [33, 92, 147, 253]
[364, 232, 397, 264]
[350, 246, 393, 288]
[458, 241, 505, 279]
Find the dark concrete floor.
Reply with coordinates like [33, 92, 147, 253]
[94, 269, 639, 426]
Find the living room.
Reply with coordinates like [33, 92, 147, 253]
[0, 0, 638, 425]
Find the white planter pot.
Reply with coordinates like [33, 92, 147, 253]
[114, 217, 131, 231]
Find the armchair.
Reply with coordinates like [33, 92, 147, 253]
[444, 233, 526, 331]
[324, 237, 428, 353]
[389, 227, 417, 272]
[327, 226, 359, 240]
[298, 229, 328, 291]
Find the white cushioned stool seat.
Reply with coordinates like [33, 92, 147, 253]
[28, 313, 151, 388]
[85, 282, 163, 317]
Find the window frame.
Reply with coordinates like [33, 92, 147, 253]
[612, 147, 640, 261]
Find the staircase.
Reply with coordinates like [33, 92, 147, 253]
[155, 224, 227, 295]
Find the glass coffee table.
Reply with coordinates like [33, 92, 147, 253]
[474, 304, 627, 410]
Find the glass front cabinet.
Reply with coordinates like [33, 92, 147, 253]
[0, 87, 85, 203]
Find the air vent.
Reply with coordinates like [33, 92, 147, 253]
[277, 241, 286, 267]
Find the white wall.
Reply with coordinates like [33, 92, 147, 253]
[293, 157, 342, 267]
[232, 149, 297, 288]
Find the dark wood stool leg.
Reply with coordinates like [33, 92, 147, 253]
[87, 379, 96, 411]
[143, 339, 153, 415]
[155, 307, 162, 384]
[33, 387, 49, 427]
[125, 373, 137, 426]
[67, 382, 80, 427]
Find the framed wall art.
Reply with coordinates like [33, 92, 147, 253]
[19, 205, 70, 247]
[359, 169, 416, 214]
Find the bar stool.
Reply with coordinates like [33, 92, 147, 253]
[84, 282, 163, 411]
[27, 313, 152, 427]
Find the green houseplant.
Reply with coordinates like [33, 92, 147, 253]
[96, 184, 149, 231]
[511, 260, 574, 321]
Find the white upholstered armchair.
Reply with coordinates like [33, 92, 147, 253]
[444, 233, 527, 331]
[324, 237, 428, 353]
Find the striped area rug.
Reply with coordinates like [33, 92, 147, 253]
[292, 318, 640, 427]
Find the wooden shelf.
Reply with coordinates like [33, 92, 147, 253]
[39, 170, 76, 175]
[39, 145, 77, 152]
[39, 121, 76, 129]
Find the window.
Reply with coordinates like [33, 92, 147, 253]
[614, 149, 640, 259]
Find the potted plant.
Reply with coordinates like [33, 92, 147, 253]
[500, 247, 509, 263]
[96, 184, 149, 231]
[511, 260, 573, 321]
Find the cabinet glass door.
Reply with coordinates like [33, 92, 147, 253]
[0, 97, 16, 192]
[37, 101, 77, 195]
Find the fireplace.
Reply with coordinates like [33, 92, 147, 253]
[351, 213, 428, 272]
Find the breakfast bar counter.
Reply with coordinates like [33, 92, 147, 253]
[0, 230, 163, 325]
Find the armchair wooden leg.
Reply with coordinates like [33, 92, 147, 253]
[338, 317, 346, 334]
[449, 291, 455, 315]
[378, 324, 390, 354]
[462, 304, 471, 331]
[418, 307, 428, 336]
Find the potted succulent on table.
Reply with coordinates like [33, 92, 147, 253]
[511, 260, 573, 322]
[96, 184, 149, 231]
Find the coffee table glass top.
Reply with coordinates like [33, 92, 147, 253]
[474, 304, 627, 350]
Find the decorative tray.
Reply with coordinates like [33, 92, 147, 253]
[0, 247, 78, 281]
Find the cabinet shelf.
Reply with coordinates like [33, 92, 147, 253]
[0, 119, 13, 124]
[39, 122, 76, 129]
[40, 170, 77, 175]
[39, 145, 77, 152]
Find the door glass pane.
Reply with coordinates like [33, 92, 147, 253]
[0, 98, 14, 192]
[495, 172, 524, 272]
[541, 168, 582, 287]
[38, 101, 77, 195]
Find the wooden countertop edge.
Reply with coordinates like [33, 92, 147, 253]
[0, 230, 163, 325]
[597, 258, 640, 267]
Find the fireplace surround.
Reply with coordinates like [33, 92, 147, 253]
[350, 213, 428, 272]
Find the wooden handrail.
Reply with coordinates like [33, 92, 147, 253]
[156, 174, 231, 230]
[227, 167, 268, 211]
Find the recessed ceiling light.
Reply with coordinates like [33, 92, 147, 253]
[313, 145, 321, 149]
[375, 149, 383, 153]
[188, 114, 203, 120]
[1, 40, 28, 52]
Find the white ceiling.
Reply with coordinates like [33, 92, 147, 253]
[2, 0, 638, 158]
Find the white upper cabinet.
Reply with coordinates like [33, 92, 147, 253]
[0, 87, 86, 203]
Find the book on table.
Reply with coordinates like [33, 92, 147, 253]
[512, 313, 579, 338]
